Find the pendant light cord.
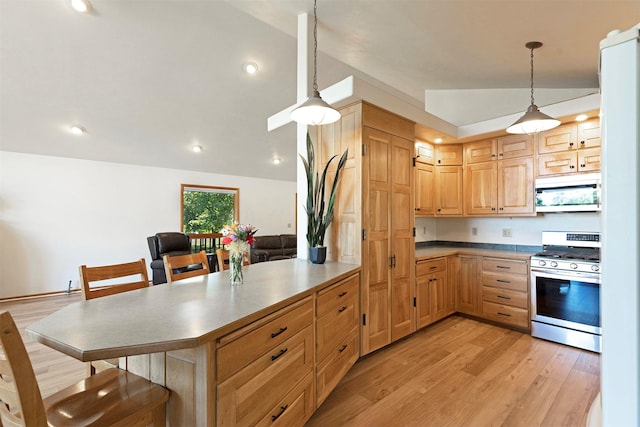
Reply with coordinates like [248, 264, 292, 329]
[313, 0, 318, 92]
[529, 45, 535, 106]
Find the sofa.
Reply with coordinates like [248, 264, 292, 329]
[147, 232, 192, 285]
[250, 234, 297, 263]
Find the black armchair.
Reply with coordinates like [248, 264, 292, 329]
[147, 232, 191, 285]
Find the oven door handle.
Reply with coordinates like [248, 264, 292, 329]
[530, 268, 601, 283]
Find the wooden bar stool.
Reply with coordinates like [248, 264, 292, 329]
[163, 250, 210, 284]
[0, 311, 168, 427]
[215, 248, 251, 271]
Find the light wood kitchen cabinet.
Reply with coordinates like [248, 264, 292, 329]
[435, 165, 463, 216]
[464, 157, 534, 215]
[415, 161, 435, 216]
[465, 139, 497, 164]
[435, 144, 463, 165]
[415, 141, 435, 165]
[315, 274, 359, 406]
[217, 298, 315, 426]
[415, 257, 450, 328]
[455, 255, 481, 315]
[481, 257, 530, 330]
[537, 119, 601, 177]
[464, 135, 534, 165]
[317, 101, 415, 356]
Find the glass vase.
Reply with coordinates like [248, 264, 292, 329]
[229, 251, 244, 285]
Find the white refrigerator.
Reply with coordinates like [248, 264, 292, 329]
[599, 23, 640, 427]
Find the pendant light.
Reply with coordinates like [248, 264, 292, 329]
[506, 41, 560, 134]
[290, 0, 341, 126]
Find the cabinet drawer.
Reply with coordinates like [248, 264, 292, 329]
[482, 302, 529, 329]
[256, 372, 314, 427]
[316, 327, 359, 406]
[316, 274, 359, 318]
[482, 258, 528, 275]
[217, 326, 313, 426]
[317, 294, 359, 362]
[416, 258, 447, 276]
[482, 271, 528, 292]
[217, 297, 313, 381]
[482, 286, 528, 309]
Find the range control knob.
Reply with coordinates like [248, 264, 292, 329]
[537, 260, 546, 267]
[591, 264, 600, 272]
[570, 263, 578, 270]
[550, 261, 558, 268]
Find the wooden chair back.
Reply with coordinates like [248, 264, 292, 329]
[216, 249, 251, 271]
[0, 311, 168, 427]
[79, 259, 150, 301]
[163, 250, 210, 283]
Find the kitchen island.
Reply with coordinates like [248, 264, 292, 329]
[27, 258, 361, 426]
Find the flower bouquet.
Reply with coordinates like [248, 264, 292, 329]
[220, 223, 257, 285]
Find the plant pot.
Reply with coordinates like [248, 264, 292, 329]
[308, 247, 327, 264]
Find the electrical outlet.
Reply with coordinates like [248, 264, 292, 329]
[502, 228, 513, 238]
[287, 223, 292, 228]
[472, 227, 478, 236]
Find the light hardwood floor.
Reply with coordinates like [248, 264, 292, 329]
[1, 294, 599, 426]
[307, 316, 600, 427]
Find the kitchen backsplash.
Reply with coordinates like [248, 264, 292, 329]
[415, 212, 601, 246]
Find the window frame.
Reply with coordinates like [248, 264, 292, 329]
[180, 184, 240, 233]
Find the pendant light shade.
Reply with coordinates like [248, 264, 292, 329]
[506, 41, 560, 135]
[291, 0, 341, 126]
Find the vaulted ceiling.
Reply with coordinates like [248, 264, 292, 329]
[1, 0, 638, 181]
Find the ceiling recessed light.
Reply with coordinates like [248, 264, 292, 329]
[434, 137, 443, 143]
[575, 114, 588, 122]
[272, 156, 281, 165]
[192, 145, 203, 153]
[69, 125, 86, 135]
[243, 62, 258, 74]
[70, 0, 92, 13]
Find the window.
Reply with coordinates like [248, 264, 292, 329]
[181, 184, 239, 234]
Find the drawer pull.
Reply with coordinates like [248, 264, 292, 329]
[497, 312, 512, 317]
[338, 291, 348, 297]
[270, 327, 288, 338]
[271, 404, 288, 422]
[496, 279, 511, 284]
[338, 344, 348, 353]
[497, 295, 511, 300]
[271, 348, 288, 361]
[496, 265, 511, 269]
[338, 306, 347, 313]
[430, 266, 438, 270]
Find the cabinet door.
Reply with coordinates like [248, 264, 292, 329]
[578, 147, 601, 172]
[537, 152, 576, 176]
[538, 123, 578, 154]
[497, 134, 534, 159]
[431, 271, 448, 322]
[390, 136, 415, 341]
[361, 127, 391, 355]
[498, 157, 534, 214]
[415, 141, 434, 165]
[415, 162, 435, 216]
[435, 166, 463, 215]
[464, 139, 496, 164]
[435, 144, 463, 166]
[415, 274, 433, 329]
[577, 119, 601, 149]
[464, 162, 497, 215]
[456, 255, 480, 315]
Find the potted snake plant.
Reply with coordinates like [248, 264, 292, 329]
[299, 132, 348, 264]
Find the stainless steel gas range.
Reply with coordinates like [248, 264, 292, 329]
[530, 231, 601, 353]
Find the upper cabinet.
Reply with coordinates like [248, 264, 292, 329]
[415, 141, 435, 165]
[537, 118, 601, 176]
[435, 145, 463, 166]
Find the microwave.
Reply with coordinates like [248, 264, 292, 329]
[535, 173, 601, 212]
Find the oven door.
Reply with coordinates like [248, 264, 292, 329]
[530, 268, 601, 335]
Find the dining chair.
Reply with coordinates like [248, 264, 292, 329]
[0, 310, 169, 427]
[215, 248, 251, 271]
[79, 258, 151, 375]
[163, 250, 210, 284]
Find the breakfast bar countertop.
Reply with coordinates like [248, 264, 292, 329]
[26, 259, 360, 362]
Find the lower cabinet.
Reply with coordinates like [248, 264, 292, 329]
[480, 257, 530, 329]
[455, 255, 481, 315]
[415, 257, 453, 328]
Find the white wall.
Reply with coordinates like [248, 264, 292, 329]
[0, 151, 296, 298]
[416, 213, 601, 246]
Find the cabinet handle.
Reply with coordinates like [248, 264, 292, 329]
[271, 348, 288, 361]
[392, 255, 397, 268]
[389, 256, 393, 268]
[496, 279, 511, 284]
[415, 208, 421, 211]
[271, 404, 289, 422]
[491, 154, 497, 158]
[491, 207, 496, 211]
[338, 306, 347, 313]
[580, 164, 586, 168]
[438, 159, 442, 164]
[497, 295, 511, 300]
[499, 207, 504, 211]
[580, 140, 585, 145]
[569, 142, 574, 147]
[499, 153, 504, 157]
[496, 265, 511, 269]
[338, 291, 347, 297]
[338, 344, 348, 353]
[270, 327, 288, 338]
[430, 266, 437, 270]
[497, 312, 512, 317]
[569, 165, 575, 169]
